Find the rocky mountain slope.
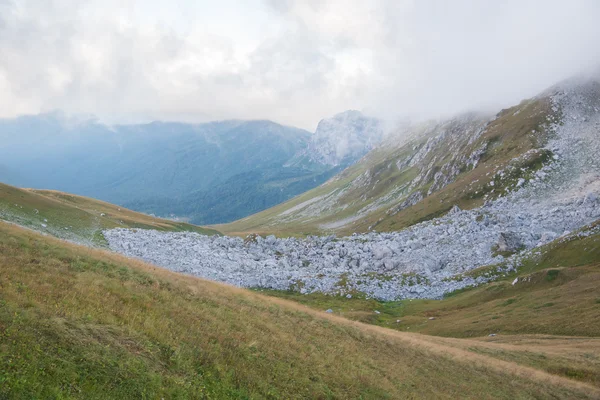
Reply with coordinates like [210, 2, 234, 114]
[103, 76, 600, 300]
[222, 84, 570, 236]
[3, 76, 599, 303]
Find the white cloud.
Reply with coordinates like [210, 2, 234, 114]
[0, 0, 599, 130]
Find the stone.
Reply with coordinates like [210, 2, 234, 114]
[373, 246, 393, 260]
[585, 192, 598, 203]
[382, 258, 398, 271]
[496, 232, 523, 253]
[448, 205, 461, 215]
[540, 231, 557, 243]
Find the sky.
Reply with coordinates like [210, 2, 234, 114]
[0, 0, 599, 130]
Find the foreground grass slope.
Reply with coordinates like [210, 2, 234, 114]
[0, 182, 219, 246]
[1, 221, 598, 399]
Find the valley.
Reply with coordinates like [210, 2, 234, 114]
[0, 111, 381, 225]
[2, 2, 600, 398]
[97, 78, 600, 301]
[1, 77, 599, 399]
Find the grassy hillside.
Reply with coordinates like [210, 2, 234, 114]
[1, 221, 599, 399]
[219, 96, 557, 237]
[0, 182, 219, 246]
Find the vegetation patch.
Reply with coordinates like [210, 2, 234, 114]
[546, 269, 560, 281]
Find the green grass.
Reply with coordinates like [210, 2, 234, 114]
[0, 182, 220, 246]
[2, 221, 598, 399]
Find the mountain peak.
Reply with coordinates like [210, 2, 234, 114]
[308, 110, 384, 166]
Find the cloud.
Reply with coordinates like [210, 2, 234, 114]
[0, 0, 599, 130]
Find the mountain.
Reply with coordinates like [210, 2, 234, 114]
[0, 111, 384, 224]
[221, 76, 600, 237]
[304, 110, 385, 166]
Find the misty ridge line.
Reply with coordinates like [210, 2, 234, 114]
[1, 1, 600, 130]
[2, 67, 597, 138]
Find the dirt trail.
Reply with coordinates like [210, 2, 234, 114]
[262, 294, 600, 398]
[420, 334, 600, 356]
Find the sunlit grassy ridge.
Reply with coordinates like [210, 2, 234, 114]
[0, 182, 219, 246]
[1, 221, 598, 399]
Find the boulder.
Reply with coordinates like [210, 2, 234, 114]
[382, 258, 399, 271]
[540, 231, 558, 243]
[448, 205, 462, 215]
[338, 247, 349, 257]
[585, 192, 598, 204]
[496, 232, 523, 253]
[373, 246, 393, 260]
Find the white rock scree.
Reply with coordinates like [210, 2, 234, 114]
[104, 81, 600, 300]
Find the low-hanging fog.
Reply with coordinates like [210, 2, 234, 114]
[0, 0, 599, 130]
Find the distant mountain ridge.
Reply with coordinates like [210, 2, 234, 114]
[0, 111, 384, 224]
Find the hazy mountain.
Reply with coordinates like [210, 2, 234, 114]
[304, 110, 385, 166]
[0, 111, 381, 224]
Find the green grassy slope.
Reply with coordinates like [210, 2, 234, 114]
[0, 182, 220, 246]
[1, 221, 599, 399]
